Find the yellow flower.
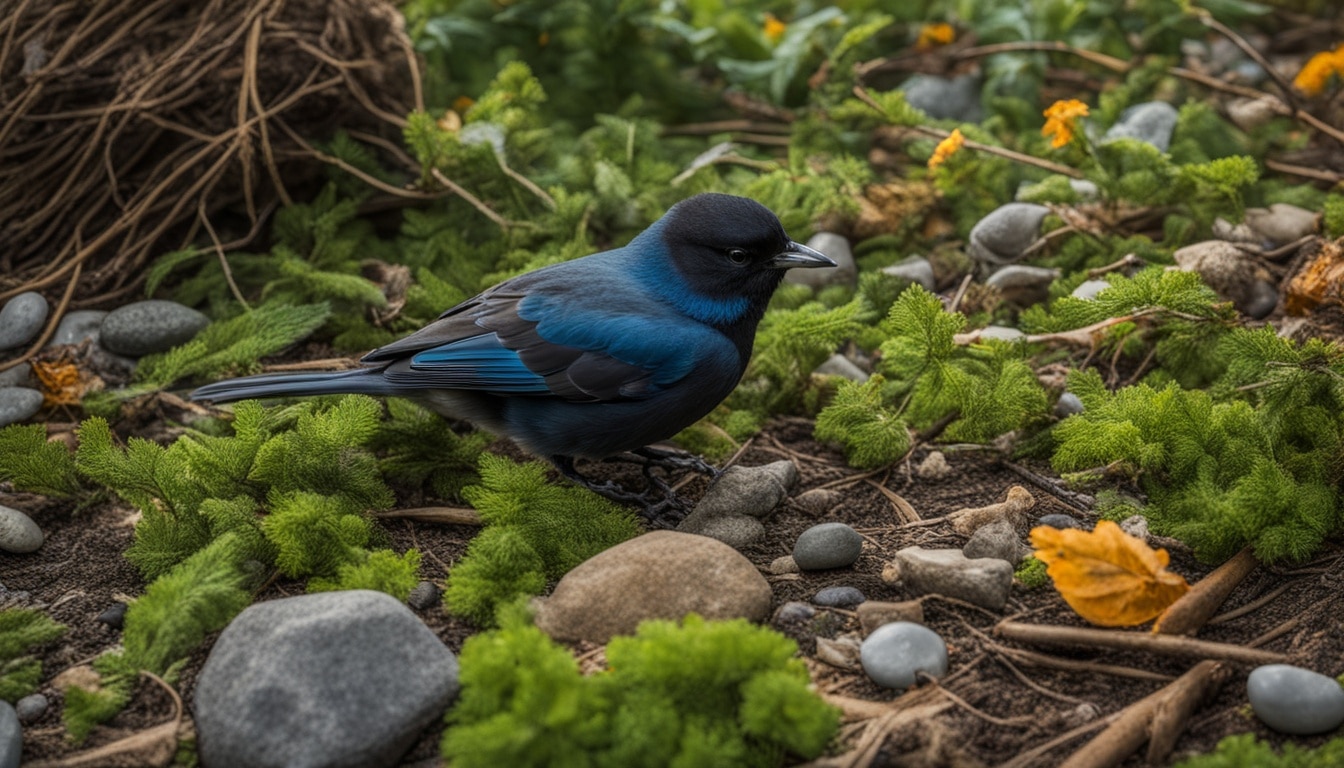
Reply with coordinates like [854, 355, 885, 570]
[1041, 99, 1090, 149]
[1294, 44, 1344, 96]
[763, 13, 786, 44]
[928, 128, 964, 170]
[916, 23, 955, 50]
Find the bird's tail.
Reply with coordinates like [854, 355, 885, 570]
[190, 367, 396, 404]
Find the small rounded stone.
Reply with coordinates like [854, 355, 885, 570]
[1248, 664, 1344, 735]
[47, 310, 108, 347]
[793, 522, 864, 571]
[1071, 280, 1111, 301]
[1054, 392, 1085, 418]
[0, 387, 43, 428]
[0, 291, 49, 351]
[860, 621, 949, 690]
[407, 581, 441, 611]
[1037, 514, 1085, 531]
[97, 602, 128, 629]
[813, 586, 865, 608]
[99, 300, 209, 356]
[15, 693, 48, 724]
[0, 504, 43, 554]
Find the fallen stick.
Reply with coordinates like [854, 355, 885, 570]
[374, 506, 483, 525]
[1058, 660, 1228, 768]
[1155, 547, 1258, 636]
[995, 620, 1289, 665]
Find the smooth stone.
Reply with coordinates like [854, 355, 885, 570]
[967, 203, 1049, 264]
[195, 590, 459, 768]
[857, 600, 925, 636]
[680, 461, 797, 528]
[916, 451, 951, 480]
[1103, 101, 1179, 152]
[1248, 664, 1344, 735]
[96, 602, 127, 630]
[901, 73, 984, 123]
[406, 581, 441, 611]
[1212, 217, 1260, 244]
[769, 555, 800, 574]
[1054, 392, 1085, 418]
[46, 309, 108, 348]
[0, 701, 17, 768]
[14, 693, 47, 724]
[1245, 279, 1278, 320]
[987, 264, 1060, 306]
[99, 300, 209, 356]
[785, 232, 855, 289]
[1037, 513, 1085, 531]
[689, 514, 765, 550]
[0, 292, 48, 352]
[534, 531, 771, 644]
[1069, 179, 1100, 200]
[1120, 514, 1149, 542]
[1245, 204, 1317, 246]
[773, 601, 816, 626]
[962, 519, 1027, 566]
[893, 547, 1014, 611]
[0, 387, 42, 428]
[815, 353, 869, 383]
[813, 586, 866, 608]
[860, 621, 949, 690]
[0, 365, 32, 389]
[881, 257, 936, 292]
[1226, 97, 1279, 132]
[1174, 240, 1266, 314]
[978, 325, 1025, 342]
[1071, 279, 1111, 301]
[793, 522, 864, 571]
[793, 488, 841, 516]
[0, 505, 43, 554]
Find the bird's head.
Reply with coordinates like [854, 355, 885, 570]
[637, 193, 835, 327]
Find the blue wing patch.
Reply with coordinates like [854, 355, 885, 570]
[394, 334, 553, 394]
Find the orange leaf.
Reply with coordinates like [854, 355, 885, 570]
[32, 359, 101, 407]
[1030, 520, 1189, 627]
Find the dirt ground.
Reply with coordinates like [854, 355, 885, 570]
[6, 412, 1344, 767]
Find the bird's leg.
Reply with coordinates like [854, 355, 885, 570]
[550, 455, 689, 528]
[629, 445, 723, 479]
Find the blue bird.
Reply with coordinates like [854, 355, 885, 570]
[191, 193, 834, 521]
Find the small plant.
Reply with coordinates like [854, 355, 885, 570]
[0, 609, 66, 703]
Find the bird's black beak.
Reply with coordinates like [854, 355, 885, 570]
[768, 241, 836, 270]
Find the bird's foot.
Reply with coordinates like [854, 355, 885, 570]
[551, 455, 690, 528]
[627, 445, 723, 480]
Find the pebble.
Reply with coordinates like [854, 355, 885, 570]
[0, 387, 43, 428]
[962, 519, 1027, 566]
[815, 353, 869, 383]
[46, 309, 108, 347]
[1054, 392, 1085, 418]
[772, 601, 816, 627]
[96, 602, 128, 630]
[860, 622, 949, 690]
[769, 555, 800, 575]
[682, 461, 797, 522]
[813, 586, 866, 608]
[785, 232, 855, 289]
[1070, 279, 1111, 301]
[534, 531, 771, 643]
[1226, 97, 1279, 132]
[1120, 514, 1149, 542]
[1037, 513, 1085, 531]
[857, 600, 925, 636]
[986, 264, 1060, 307]
[893, 546, 1014, 611]
[1245, 279, 1278, 320]
[793, 522, 864, 571]
[1244, 204, 1317, 246]
[1212, 217, 1260, 244]
[916, 451, 951, 481]
[967, 203, 1049, 264]
[793, 488, 841, 516]
[1174, 240, 1270, 316]
[406, 581, 441, 611]
[194, 590, 459, 768]
[901, 73, 984, 123]
[1102, 101, 1179, 152]
[1247, 664, 1344, 735]
[98, 300, 209, 356]
[1069, 179, 1100, 200]
[0, 292, 48, 352]
[0, 505, 43, 554]
[14, 694, 46, 724]
[0, 701, 17, 768]
[881, 257, 936, 292]
[978, 325, 1025, 342]
[0, 365, 32, 389]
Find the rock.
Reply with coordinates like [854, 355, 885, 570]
[962, 519, 1027, 566]
[1069, 179, 1100, 200]
[881, 257, 936, 292]
[96, 602, 127, 630]
[813, 586, 866, 608]
[1248, 664, 1344, 735]
[0, 292, 48, 352]
[793, 522, 864, 571]
[0, 365, 33, 389]
[860, 622, 949, 690]
[893, 547, 1014, 611]
[46, 309, 108, 347]
[0, 700, 17, 768]
[0, 505, 43, 554]
[857, 600, 925, 636]
[815, 353, 869, 382]
[1212, 217, 1260, 244]
[949, 486, 1036, 536]
[793, 488, 840, 516]
[916, 451, 951, 481]
[977, 325, 1026, 342]
[406, 581, 440, 611]
[534, 531, 771, 643]
[459, 122, 506, 156]
[901, 73, 984, 123]
[1102, 101, 1179, 152]
[986, 264, 1060, 307]
[769, 555, 800, 575]
[99, 300, 209, 356]
[1037, 513, 1085, 531]
[1071, 279, 1111, 301]
[1120, 514, 1149, 542]
[0, 387, 42, 428]
[195, 590, 458, 768]
[772, 601, 816, 629]
[815, 636, 862, 671]
[1245, 279, 1278, 320]
[1054, 392, 1085, 418]
[1226, 97, 1279, 132]
[1245, 204, 1317, 246]
[682, 461, 797, 524]
[786, 232, 855, 289]
[688, 514, 765, 550]
[967, 203, 1050, 264]
[1062, 702, 1102, 728]
[14, 694, 47, 725]
[1173, 240, 1269, 315]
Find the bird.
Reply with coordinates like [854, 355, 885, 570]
[191, 193, 835, 522]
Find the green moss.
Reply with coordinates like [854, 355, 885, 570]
[0, 609, 66, 703]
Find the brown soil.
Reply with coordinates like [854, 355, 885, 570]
[6, 414, 1343, 767]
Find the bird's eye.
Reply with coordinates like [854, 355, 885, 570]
[726, 248, 749, 265]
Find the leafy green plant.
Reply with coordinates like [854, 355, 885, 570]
[0, 609, 66, 703]
[0, 423, 82, 497]
[1175, 733, 1344, 768]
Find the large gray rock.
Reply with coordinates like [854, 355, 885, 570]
[967, 204, 1049, 264]
[901, 74, 984, 123]
[1103, 101, 1179, 152]
[0, 700, 19, 768]
[194, 590, 459, 768]
[99, 300, 209, 356]
[0, 504, 43, 554]
[892, 547, 1014, 611]
[534, 531, 772, 643]
[1248, 664, 1344, 735]
[0, 292, 48, 352]
[0, 388, 42, 428]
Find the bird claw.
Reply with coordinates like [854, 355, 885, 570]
[630, 445, 723, 479]
[551, 454, 694, 527]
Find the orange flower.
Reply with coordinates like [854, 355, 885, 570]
[1294, 44, 1344, 96]
[916, 23, 955, 50]
[763, 13, 786, 44]
[1041, 99, 1090, 149]
[928, 128, 964, 170]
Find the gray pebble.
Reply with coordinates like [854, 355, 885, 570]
[978, 325, 1025, 342]
[406, 581, 441, 611]
[690, 514, 765, 550]
[1245, 279, 1278, 320]
[860, 621, 949, 690]
[881, 257, 936, 292]
[815, 353, 869, 383]
[786, 232, 855, 290]
[0, 387, 42, 428]
[1244, 204, 1317, 246]
[1054, 392, 1085, 418]
[99, 300, 209, 356]
[769, 555, 800, 575]
[793, 522, 863, 571]
[96, 602, 127, 630]
[968, 203, 1049, 264]
[1069, 179, 1100, 200]
[0, 292, 49, 352]
[962, 519, 1027, 566]
[1120, 514, 1149, 542]
[793, 488, 840, 516]
[894, 546, 1014, 611]
[916, 451, 951, 480]
[0, 505, 43, 554]
[773, 601, 816, 625]
[1071, 279, 1111, 301]
[47, 310, 108, 348]
[987, 264, 1060, 307]
[901, 73, 984, 123]
[0, 700, 18, 768]
[1248, 664, 1344, 735]
[15, 694, 47, 724]
[1103, 101, 1179, 152]
[0, 364, 33, 389]
[813, 586, 866, 608]
[1037, 514, 1085, 530]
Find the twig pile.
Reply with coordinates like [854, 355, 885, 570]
[0, 0, 421, 311]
